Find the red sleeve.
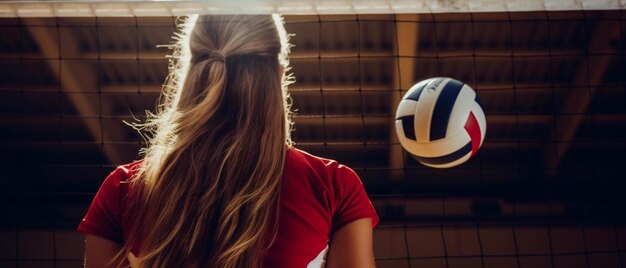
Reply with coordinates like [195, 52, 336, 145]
[77, 167, 124, 243]
[331, 164, 379, 233]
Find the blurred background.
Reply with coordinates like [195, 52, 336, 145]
[1, 8, 626, 268]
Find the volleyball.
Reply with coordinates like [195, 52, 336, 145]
[395, 77, 486, 168]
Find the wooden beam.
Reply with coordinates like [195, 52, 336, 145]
[100, 84, 162, 93]
[487, 114, 554, 125]
[3, 48, 584, 61]
[293, 115, 389, 126]
[542, 22, 620, 178]
[82, 51, 166, 60]
[488, 114, 626, 125]
[289, 82, 390, 92]
[24, 18, 128, 165]
[3, 81, 556, 93]
[389, 14, 419, 171]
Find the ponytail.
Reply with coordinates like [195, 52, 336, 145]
[124, 15, 293, 268]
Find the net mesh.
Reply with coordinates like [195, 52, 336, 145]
[1, 10, 626, 268]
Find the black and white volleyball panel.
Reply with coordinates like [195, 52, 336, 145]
[395, 77, 487, 168]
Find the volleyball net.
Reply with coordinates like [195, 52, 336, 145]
[1, 1, 625, 268]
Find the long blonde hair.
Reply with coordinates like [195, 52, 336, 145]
[124, 15, 293, 268]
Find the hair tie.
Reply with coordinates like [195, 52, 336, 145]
[194, 51, 226, 63]
[210, 51, 226, 63]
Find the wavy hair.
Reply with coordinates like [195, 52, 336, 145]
[121, 14, 293, 268]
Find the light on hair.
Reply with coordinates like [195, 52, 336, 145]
[123, 14, 293, 268]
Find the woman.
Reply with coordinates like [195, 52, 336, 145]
[78, 14, 378, 268]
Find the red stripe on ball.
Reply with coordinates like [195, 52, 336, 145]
[464, 111, 482, 156]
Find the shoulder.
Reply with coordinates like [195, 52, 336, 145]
[287, 147, 336, 168]
[287, 147, 354, 177]
[98, 160, 143, 196]
[286, 147, 360, 190]
[285, 148, 378, 229]
[112, 160, 143, 180]
[77, 160, 144, 242]
[105, 160, 143, 185]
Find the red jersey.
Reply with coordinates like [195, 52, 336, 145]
[77, 147, 379, 267]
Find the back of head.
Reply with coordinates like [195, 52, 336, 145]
[127, 15, 293, 268]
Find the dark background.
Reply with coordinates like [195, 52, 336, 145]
[1, 10, 626, 268]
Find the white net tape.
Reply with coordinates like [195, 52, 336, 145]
[0, 0, 624, 17]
